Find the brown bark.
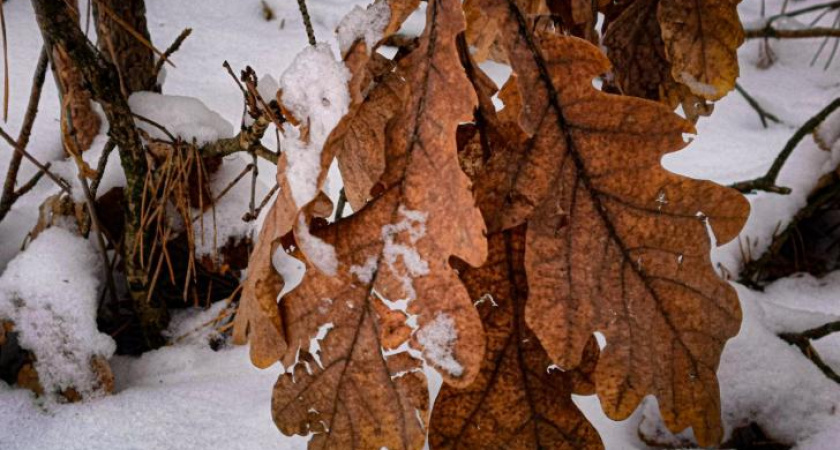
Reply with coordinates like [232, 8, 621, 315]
[93, 0, 158, 94]
[32, 0, 164, 348]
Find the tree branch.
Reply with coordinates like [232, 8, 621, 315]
[731, 97, 840, 194]
[746, 26, 840, 39]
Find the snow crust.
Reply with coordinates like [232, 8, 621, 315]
[0, 228, 115, 397]
[128, 92, 234, 145]
[279, 44, 350, 208]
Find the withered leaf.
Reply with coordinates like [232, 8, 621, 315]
[234, 49, 348, 367]
[429, 227, 603, 450]
[333, 72, 408, 210]
[464, 0, 547, 63]
[474, 0, 749, 444]
[602, 0, 712, 121]
[272, 0, 488, 447]
[658, 0, 744, 101]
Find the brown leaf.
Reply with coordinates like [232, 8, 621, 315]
[658, 0, 744, 101]
[429, 227, 603, 450]
[333, 72, 408, 210]
[602, 0, 712, 121]
[472, 0, 749, 444]
[234, 48, 350, 367]
[464, 0, 547, 63]
[341, 0, 419, 105]
[272, 0, 488, 447]
[272, 193, 429, 450]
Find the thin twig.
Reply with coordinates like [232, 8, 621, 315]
[152, 28, 191, 78]
[780, 321, 840, 384]
[243, 182, 279, 222]
[0, 0, 9, 121]
[746, 27, 840, 39]
[0, 47, 49, 222]
[734, 83, 782, 128]
[731, 98, 840, 194]
[335, 188, 347, 221]
[92, 0, 175, 68]
[90, 139, 116, 198]
[296, 0, 317, 46]
[0, 126, 72, 194]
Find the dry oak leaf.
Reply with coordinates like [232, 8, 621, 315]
[271, 0, 487, 448]
[658, 0, 744, 101]
[429, 227, 603, 450]
[464, 0, 548, 63]
[233, 47, 349, 368]
[601, 0, 712, 122]
[341, 0, 420, 105]
[333, 72, 409, 210]
[475, 0, 749, 445]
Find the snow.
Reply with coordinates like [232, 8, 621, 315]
[416, 313, 463, 377]
[678, 72, 719, 98]
[295, 216, 338, 276]
[336, 0, 391, 56]
[0, 0, 839, 448]
[350, 255, 378, 283]
[380, 206, 429, 301]
[271, 247, 307, 299]
[0, 228, 115, 397]
[128, 92, 234, 146]
[278, 44, 350, 208]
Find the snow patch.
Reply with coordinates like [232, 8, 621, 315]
[336, 0, 391, 56]
[279, 44, 350, 208]
[271, 247, 306, 299]
[416, 313, 462, 377]
[381, 206, 429, 301]
[296, 216, 338, 276]
[679, 72, 718, 98]
[128, 92, 233, 145]
[0, 228, 115, 397]
[350, 255, 378, 283]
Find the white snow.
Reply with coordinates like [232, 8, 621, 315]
[279, 44, 350, 208]
[336, 0, 391, 56]
[0, 228, 115, 397]
[381, 206, 429, 301]
[0, 0, 839, 448]
[128, 92, 234, 146]
[350, 255, 378, 283]
[678, 72, 719, 98]
[271, 247, 307, 299]
[416, 313, 463, 377]
[295, 216, 338, 276]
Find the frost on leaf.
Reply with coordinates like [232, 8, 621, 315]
[429, 228, 603, 449]
[271, 0, 488, 447]
[471, 0, 749, 444]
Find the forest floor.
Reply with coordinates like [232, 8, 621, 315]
[1, 0, 840, 449]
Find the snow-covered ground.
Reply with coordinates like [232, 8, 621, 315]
[1, 0, 840, 448]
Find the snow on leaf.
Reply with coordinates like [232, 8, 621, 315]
[415, 313, 462, 377]
[271, 0, 488, 447]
